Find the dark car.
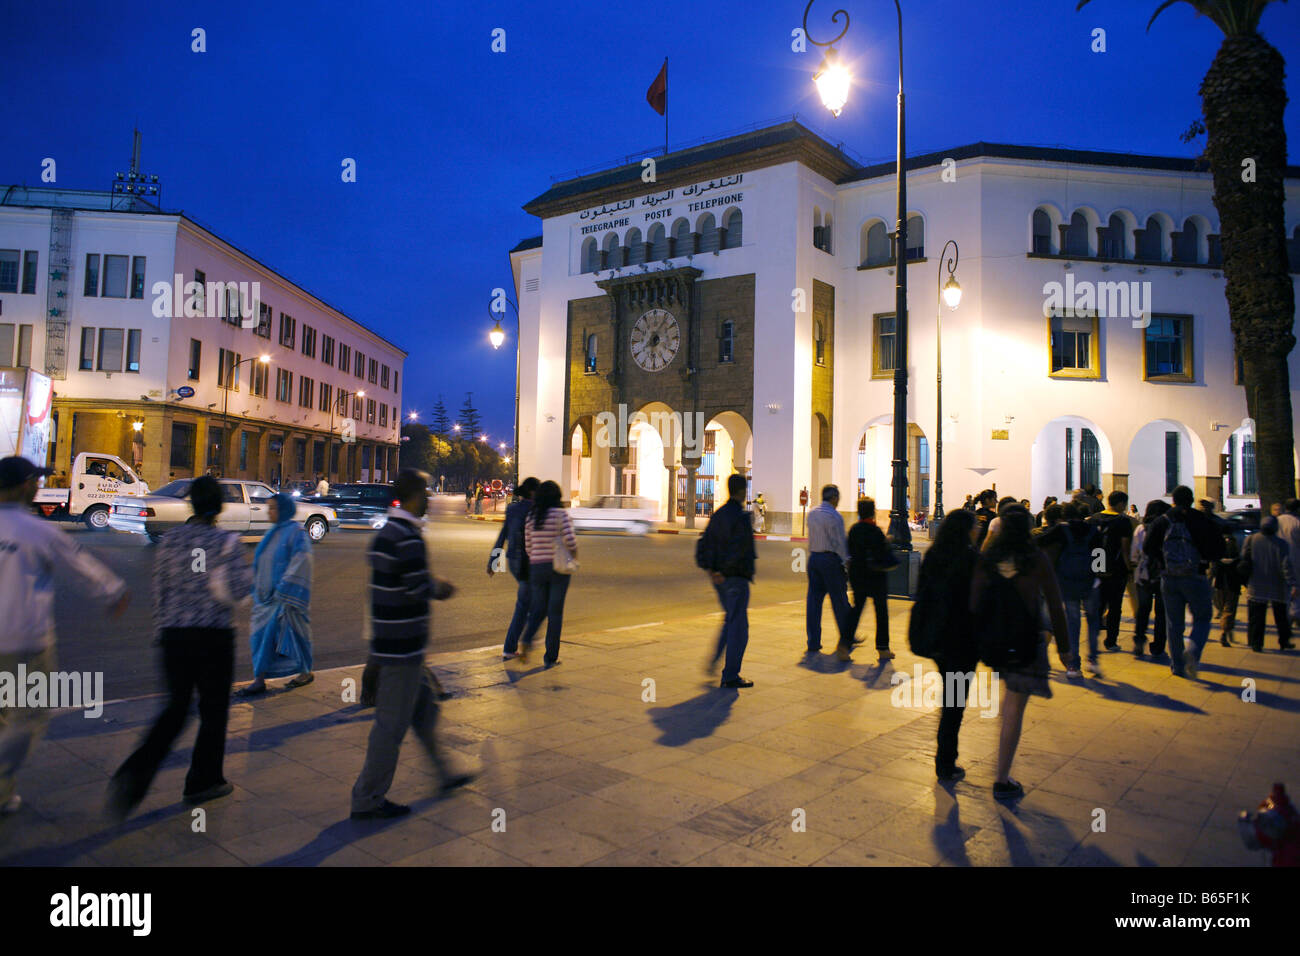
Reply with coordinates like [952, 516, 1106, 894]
[301, 482, 397, 528]
[1221, 507, 1262, 549]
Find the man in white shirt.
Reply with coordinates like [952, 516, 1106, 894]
[315, 475, 330, 497]
[805, 485, 853, 655]
[0, 457, 129, 816]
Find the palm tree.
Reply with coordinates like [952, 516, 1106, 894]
[1079, 0, 1295, 509]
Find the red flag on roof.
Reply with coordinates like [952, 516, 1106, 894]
[646, 60, 666, 116]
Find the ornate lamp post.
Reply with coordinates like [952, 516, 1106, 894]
[806, 0, 911, 548]
[932, 240, 961, 532]
[489, 295, 522, 486]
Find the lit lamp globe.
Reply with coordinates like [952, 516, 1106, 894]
[942, 275, 962, 310]
[813, 51, 851, 117]
[489, 322, 505, 349]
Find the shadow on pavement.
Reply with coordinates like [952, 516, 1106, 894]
[647, 691, 738, 746]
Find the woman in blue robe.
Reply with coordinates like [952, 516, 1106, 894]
[235, 493, 314, 696]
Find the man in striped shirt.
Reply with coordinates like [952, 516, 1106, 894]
[351, 469, 472, 820]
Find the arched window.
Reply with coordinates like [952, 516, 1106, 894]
[1063, 211, 1090, 257]
[861, 220, 890, 267]
[671, 217, 692, 257]
[1174, 218, 1199, 263]
[721, 208, 742, 249]
[581, 237, 599, 274]
[813, 207, 830, 252]
[1136, 216, 1163, 261]
[626, 227, 645, 265]
[602, 232, 622, 269]
[697, 213, 719, 253]
[1099, 214, 1127, 259]
[585, 334, 598, 373]
[905, 214, 923, 260]
[648, 223, 669, 261]
[1032, 209, 1053, 255]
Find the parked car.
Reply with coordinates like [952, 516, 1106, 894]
[300, 482, 397, 529]
[108, 478, 339, 542]
[33, 452, 149, 529]
[568, 495, 657, 535]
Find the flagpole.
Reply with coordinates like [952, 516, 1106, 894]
[663, 57, 668, 157]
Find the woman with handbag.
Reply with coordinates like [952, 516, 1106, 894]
[970, 506, 1070, 802]
[519, 480, 578, 668]
[106, 476, 253, 820]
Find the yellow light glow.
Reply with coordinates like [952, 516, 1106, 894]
[814, 52, 851, 117]
[489, 322, 505, 349]
[942, 275, 962, 310]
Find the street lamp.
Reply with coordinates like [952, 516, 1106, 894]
[932, 240, 960, 531]
[807, 0, 911, 549]
[488, 295, 522, 486]
[221, 353, 270, 477]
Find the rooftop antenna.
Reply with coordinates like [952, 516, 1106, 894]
[111, 128, 161, 208]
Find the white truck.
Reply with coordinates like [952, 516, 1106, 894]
[34, 452, 150, 529]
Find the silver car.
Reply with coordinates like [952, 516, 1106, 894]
[108, 478, 340, 543]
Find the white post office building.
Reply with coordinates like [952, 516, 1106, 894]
[510, 120, 1300, 533]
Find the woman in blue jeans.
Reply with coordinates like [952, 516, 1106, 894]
[519, 480, 578, 668]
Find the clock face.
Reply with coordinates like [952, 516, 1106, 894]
[630, 309, 680, 372]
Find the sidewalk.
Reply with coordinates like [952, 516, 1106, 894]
[2, 599, 1295, 866]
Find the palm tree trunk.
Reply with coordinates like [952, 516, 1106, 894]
[1200, 34, 1296, 509]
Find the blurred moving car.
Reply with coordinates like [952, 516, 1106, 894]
[1220, 507, 1262, 548]
[300, 482, 397, 529]
[108, 478, 339, 542]
[568, 495, 657, 535]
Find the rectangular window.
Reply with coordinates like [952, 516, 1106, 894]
[194, 270, 205, 312]
[295, 439, 307, 474]
[872, 313, 897, 379]
[17, 325, 33, 367]
[321, 335, 334, 366]
[381, 365, 390, 389]
[380, 404, 388, 427]
[126, 329, 141, 372]
[250, 360, 269, 397]
[218, 349, 242, 390]
[1242, 438, 1258, 495]
[0, 250, 18, 294]
[1144, 314, 1194, 382]
[224, 287, 240, 326]
[1081, 428, 1100, 490]
[1228, 434, 1237, 496]
[299, 376, 314, 408]
[257, 303, 272, 338]
[239, 431, 249, 472]
[719, 321, 734, 363]
[368, 358, 378, 384]
[302, 325, 316, 358]
[97, 329, 124, 371]
[338, 343, 350, 373]
[353, 396, 363, 420]
[1049, 312, 1099, 378]
[102, 255, 129, 297]
[188, 339, 201, 380]
[1065, 427, 1074, 491]
[393, 371, 398, 394]
[79, 327, 95, 370]
[366, 398, 376, 424]
[312, 440, 325, 474]
[1165, 431, 1180, 494]
[319, 382, 332, 413]
[130, 256, 146, 298]
[0, 325, 13, 365]
[355, 351, 365, 378]
[21, 251, 38, 294]
[170, 422, 195, 469]
[276, 368, 293, 403]
[279, 313, 296, 349]
[84, 255, 100, 297]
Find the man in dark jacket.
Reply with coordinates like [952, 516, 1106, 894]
[490, 476, 538, 659]
[696, 474, 757, 689]
[1086, 490, 1133, 651]
[846, 497, 896, 663]
[1144, 485, 1226, 679]
[973, 490, 998, 547]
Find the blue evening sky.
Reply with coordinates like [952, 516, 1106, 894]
[3, 0, 1298, 441]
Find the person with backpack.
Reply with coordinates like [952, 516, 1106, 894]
[696, 474, 758, 688]
[1143, 485, 1226, 679]
[1240, 515, 1297, 652]
[846, 497, 898, 663]
[909, 510, 979, 781]
[490, 476, 538, 660]
[1037, 502, 1102, 678]
[1131, 500, 1171, 660]
[970, 506, 1070, 802]
[1087, 490, 1133, 652]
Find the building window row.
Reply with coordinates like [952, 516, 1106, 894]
[1031, 206, 1223, 266]
[0, 323, 34, 367]
[78, 326, 141, 372]
[0, 250, 40, 294]
[579, 209, 743, 274]
[83, 254, 146, 299]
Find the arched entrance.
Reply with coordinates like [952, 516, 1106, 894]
[854, 416, 929, 517]
[1030, 416, 1114, 505]
[1127, 419, 1204, 508]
